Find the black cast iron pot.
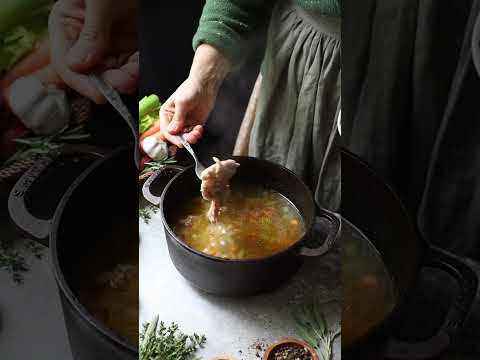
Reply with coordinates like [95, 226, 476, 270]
[8, 146, 138, 360]
[342, 150, 480, 359]
[142, 156, 340, 296]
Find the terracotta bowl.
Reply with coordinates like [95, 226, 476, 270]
[263, 337, 319, 360]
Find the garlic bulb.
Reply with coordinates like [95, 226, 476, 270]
[142, 135, 168, 160]
[6, 76, 69, 135]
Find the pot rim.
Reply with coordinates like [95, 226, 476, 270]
[341, 217, 402, 349]
[262, 337, 320, 360]
[341, 149, 424, 354]
[160, 156, 318, 264]
[50, 147, 138, 355]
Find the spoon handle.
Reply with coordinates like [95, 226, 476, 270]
[89, 74, 140, 169]
[176, 135, 206, 178]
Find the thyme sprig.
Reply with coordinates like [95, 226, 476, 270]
[0, 239, 45, 284]
[140, 315, 206, 360]
[0, 247, 28, 284]
[139, 203, 158, 224]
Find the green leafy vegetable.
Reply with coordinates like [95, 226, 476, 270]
[139, 95, 161, 134]
[140, 315, 206, 360]
[292, 298, 341, 360]
[0, 0, 52, 72]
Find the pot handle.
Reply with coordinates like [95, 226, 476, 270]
[299, 208, 341, 257]
[8, 145, 107, 246]
[142, 165, 185, 205]
[383, 246, 479, 359]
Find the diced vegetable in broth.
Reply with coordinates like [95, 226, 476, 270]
[342, 220, 396, 345]
[79, 264, 138, 345]
[173, 188, 305, 259]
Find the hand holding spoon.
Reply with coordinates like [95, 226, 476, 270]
[176, 134, 206, 179]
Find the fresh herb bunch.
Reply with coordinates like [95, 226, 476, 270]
[292, 298, 341, 360]
[139, 203, 158, 224]
[0, 239, 45, 284]
[0, 246, 28, 284]
[139, 156, 177, 223]
[2, 123, 90, 168]
[141, 157, 177, 176]
[140, 315, 206, 360]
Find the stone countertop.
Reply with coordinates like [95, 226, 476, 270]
[0, 206, 73, 360]
[139, 206, 341, 360]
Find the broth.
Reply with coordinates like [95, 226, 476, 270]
[173, 188, 305, 259]
[77, 222, 138, 347]
[342, 219, 395, 345]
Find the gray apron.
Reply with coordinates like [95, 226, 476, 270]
[234, 0, 341, 212]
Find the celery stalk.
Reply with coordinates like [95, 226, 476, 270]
[139, 95, 161, 134]
[0, 0, 52, 72]
[139, 94, 160, 119]
[0, 0, 51, 34]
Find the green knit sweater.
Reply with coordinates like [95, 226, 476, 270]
[192, 0, 340, 66]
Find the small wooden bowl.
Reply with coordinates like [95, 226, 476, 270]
[263, 337, 319, 360]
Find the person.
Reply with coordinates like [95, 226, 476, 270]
[158, 0, 341, 211]
[48, 0, 139, 104]
[343, 0, 480, 259]
[344, 1, 480, 358]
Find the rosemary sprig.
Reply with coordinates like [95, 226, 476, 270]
[141, 157, 177, 174]
[140, 315, 206, 360]
[2, 124, 90, 168]
[139, 157, 177, 181]
[292, 298, 341, 360]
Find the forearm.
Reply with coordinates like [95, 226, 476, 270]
[192, 0, 274, 68]
[189, 43, 231, 95]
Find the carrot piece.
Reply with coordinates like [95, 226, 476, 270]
[139, 121, 160, 142]
[0, 36, 51, 89]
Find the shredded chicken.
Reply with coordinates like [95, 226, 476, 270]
[200, 157, 240, 222]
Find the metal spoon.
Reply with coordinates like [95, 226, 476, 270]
[176, 134, 206, 179]
[88, 74, 140, 169]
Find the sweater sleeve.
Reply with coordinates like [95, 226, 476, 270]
[192, 0, 275, 68]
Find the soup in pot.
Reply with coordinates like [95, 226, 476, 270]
[77, 221, 138, 347]
[173, 187, 305, 259]
[342, 219, 396, 345]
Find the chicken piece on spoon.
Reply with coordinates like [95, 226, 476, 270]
[200, 157, 240, 222]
